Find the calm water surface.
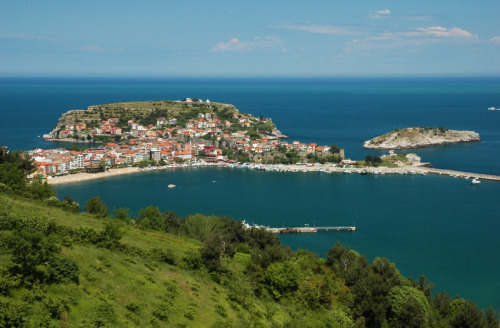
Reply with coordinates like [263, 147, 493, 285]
[55, 167, 500, 310]
[1, 77, 499, 309]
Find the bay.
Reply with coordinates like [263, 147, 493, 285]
[54, 167, 500, 311]
[1, 76, 500, 310]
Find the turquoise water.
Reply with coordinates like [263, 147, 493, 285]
[1, 77, 500, 310]
[1, 77, 500, 174]
[55, 167, 500, 310]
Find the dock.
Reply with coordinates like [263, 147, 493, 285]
[265, 226, 356, 234]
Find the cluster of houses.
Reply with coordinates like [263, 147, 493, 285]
[31, 137, 335, 176]
[35, 105, 339, 176]
[58, 108, 257, 142]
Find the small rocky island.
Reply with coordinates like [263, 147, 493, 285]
[363, 127, 481, 150]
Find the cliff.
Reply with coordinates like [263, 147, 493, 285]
[363, 127, 481, 150]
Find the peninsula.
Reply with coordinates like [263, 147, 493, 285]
[35, 99, 344, 177]
[363, 127, 481, 150]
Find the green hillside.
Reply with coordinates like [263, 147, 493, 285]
[0, 194, 353, 328]
[52, 100, 240, 130]
[0, 147, 498, 328]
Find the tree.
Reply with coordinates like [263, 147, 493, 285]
[394, 296, 427, 328]
[6, 219, 60, 279]
[484, 307, 499, 328]
[0, 162, 28, 191]
[26, 178, 57, 200]
[264, 260, 300, 299]
[163, 210, 181, 233]
[84, 196, 108, 218]
[448, 299, 483, 328]
[181, 214, 222, 241]
[0, 147, 35, 173]
[112, 208, 131, 223]
[62, 196, 80, 212]
[201, 233, 223, 272]
[136, 206, 164, 230]
[98, 161, 107, 173]
[99, 220, 124, 249]
[387, 286, 429, 327]
[329, 145, 340, 154]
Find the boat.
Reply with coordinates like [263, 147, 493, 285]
[488, 107, 496, 111]
[471, 178, 481, 185]
[168, 184, 176, 188]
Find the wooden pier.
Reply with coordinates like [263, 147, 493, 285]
[265, 226, 356, 234]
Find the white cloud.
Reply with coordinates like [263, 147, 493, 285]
[416, 26, 477, 38]
[369, 9, 391, 19]
[364, 26, 478, 41]
[489, 36, 500, 44]
[377, 9, 391, 15]
[275, 24, 356, 35]
[211, 37, 285, 52]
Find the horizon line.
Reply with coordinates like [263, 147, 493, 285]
[1, 74, 500, 80]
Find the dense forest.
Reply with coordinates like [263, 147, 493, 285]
[0, 146, 498, 327]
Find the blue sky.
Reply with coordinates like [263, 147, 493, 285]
[1, 0, 499, 77]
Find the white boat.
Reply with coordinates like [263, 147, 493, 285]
[168, 184, 176, 188]
[471, 178, 481, 185]
[488, 107, 496, 111]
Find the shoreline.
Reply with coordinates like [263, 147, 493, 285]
[46, 162, 500, 185]
[47, 166, 142, 185]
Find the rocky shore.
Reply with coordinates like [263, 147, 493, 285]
[363, 127, 481, 150]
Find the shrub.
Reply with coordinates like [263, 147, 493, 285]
[49, 257, 80, 284]
[148, 247, 176, 265]
[152, 301, 170, 322]
[125, 301, 141, 313]
[98, 220, 124, 249]
[84, 196, 108, 218]
[181, 250, 203, 270]
[43, 296, 68, 319]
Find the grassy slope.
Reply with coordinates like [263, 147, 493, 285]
[0, 195, 293, 327]
[63, 100, 239, 124]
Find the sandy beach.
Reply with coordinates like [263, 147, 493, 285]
[47, 167, 142, 185]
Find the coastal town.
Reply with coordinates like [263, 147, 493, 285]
[32, 99, 344, 177]
[19, 98, 497, 185]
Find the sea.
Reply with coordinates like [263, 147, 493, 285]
[1, 76, 499, 310]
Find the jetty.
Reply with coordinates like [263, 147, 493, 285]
[265, 226, 356, 234]
[424, 168, 500, 182]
